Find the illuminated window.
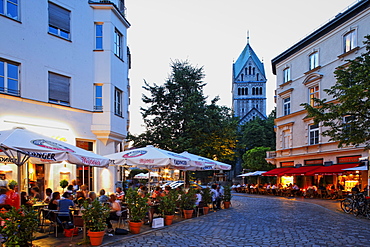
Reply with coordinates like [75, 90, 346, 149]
[309, 85, 319, 106]
[343, 30, 357, 53]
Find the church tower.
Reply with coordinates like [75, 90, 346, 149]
[232, 37, 267, 124]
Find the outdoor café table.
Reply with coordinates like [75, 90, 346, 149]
[32, 202, 48, 231]
[148, 201, 160, 225]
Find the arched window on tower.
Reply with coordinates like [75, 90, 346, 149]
[256, 73, 259, 81]
[259, 87, 263, 95]
[253, 68, 255, 75]
[245, 68, 248, 75]
[238, 88, 241, 95]
[245, 88, 248, 95]
[249, 66, 252, 75]
[241, 74, 244, 81]
[241, 88, 245, 95]
[252, 87, 255, 95]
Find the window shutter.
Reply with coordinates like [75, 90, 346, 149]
[49, 72, 69, 103]
[48, 2, 70, 32]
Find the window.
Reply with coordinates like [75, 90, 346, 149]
[309, 52, 318, 70]
[309, 124, 319, 145]
[283, 67, 290, 83]
[95, 24, 103, 50]
[0, 59, 19, 96]
[283, 97, 290, 115]
[0, 0, 19, 20]
[114, 88, 122, 116]
[343, 115, 355, 138]
[282, 129, 291, 149]
[309, 85, 319, 106]
[343, 30, 357, 53]
[48, 2, 70, 39]
[241, 74, 243, 81]
[49, 72, 70, 105]
[114, 29, 122, 58]
[94, 84, 103, 111]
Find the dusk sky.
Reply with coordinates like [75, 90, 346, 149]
[126, 0, 356, 134]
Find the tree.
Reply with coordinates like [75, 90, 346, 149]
[302, 35, 370, 149]
[238, 109, 276, 151]
[128, 60, 238, 163]
[242, 147, 275, 171]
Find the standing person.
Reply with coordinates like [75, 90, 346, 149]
[71, 180, 79, 194]
[210, 184, 219, 210]
[5, 183, 20, 209]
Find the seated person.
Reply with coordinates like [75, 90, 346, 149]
[106, 194, 122, 232]
[20, 192, 33, 207]
[74, 191, 85, 206]
[0, 188, 8, 204]
[87, 191, 97, 203]
[57, 192, 74, 222]
[29, 187, 41, 202]
[115, 187, 125, 201]
[98, 189, 109, 204]
[44, 188, 53, 204]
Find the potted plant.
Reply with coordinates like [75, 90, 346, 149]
[223, 185, 232, 209]
[158, 190, 178, 225]
[1, 205, 39, 246]
[125, 188, 149, 234]
[81, 199, 110, 246]
[60, 179, 69, 192]
[180, 189, 196, 219]
[201, 187, 212, 214]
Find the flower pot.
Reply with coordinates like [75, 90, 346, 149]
[183, 209, 193, 219]
[129, 221, 143, 234]
[203, 206, 209, 215]
[87, 230, 105, 246]
[224, 201, 231, 209]
[164, 215, 174, 225]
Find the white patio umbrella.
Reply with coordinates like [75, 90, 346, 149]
[134, 172, 160, 179]
[0, 127, 110, 205]
[179, 151, 232, 171]
[343, 165, 368, 171]
[105, 145, 190, 191]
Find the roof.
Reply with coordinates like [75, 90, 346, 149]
[271, 0, 370, 75]
[233, 43, 265, 78]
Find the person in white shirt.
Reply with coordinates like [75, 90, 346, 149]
[210, 184, 219, 210]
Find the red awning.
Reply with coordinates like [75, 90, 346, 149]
[283, 166, 322, 176]
[262, 167, 294, 176]
[306, 163, 360, 176]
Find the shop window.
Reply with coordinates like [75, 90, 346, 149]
[48, 2, 70, 40]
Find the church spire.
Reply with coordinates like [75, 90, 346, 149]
[247, 30, 250, 44]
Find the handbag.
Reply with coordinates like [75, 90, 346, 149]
[62, 221, 75, 230]
[115, 228, 129, 235]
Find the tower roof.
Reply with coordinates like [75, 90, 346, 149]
[233, 43, 265, 78]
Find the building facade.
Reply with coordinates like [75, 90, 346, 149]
[232, 40, 267, 124]
[0, 0, 130, 194]
[267, 0, 370, 190]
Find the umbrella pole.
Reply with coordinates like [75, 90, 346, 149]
[148, 170, 151, 193]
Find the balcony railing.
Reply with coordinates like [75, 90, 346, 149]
[89, 0, 126, 16]
[266, 151, 276, 159]
[0, 87, 20, 97]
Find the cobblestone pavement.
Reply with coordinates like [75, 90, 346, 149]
[103, 195, 370, 247]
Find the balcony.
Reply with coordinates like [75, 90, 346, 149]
[89, 0, 126, 16]
[266, 151, 276, 159]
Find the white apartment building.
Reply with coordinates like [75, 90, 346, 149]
[0, 0, 130, 195]
[267, 0, 370, 190]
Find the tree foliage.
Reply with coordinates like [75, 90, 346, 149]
[242, 146, 275, 171]
[128, 60, 238, 163]
[302, 35, 370, 149]
[238, 109, 276, 151]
